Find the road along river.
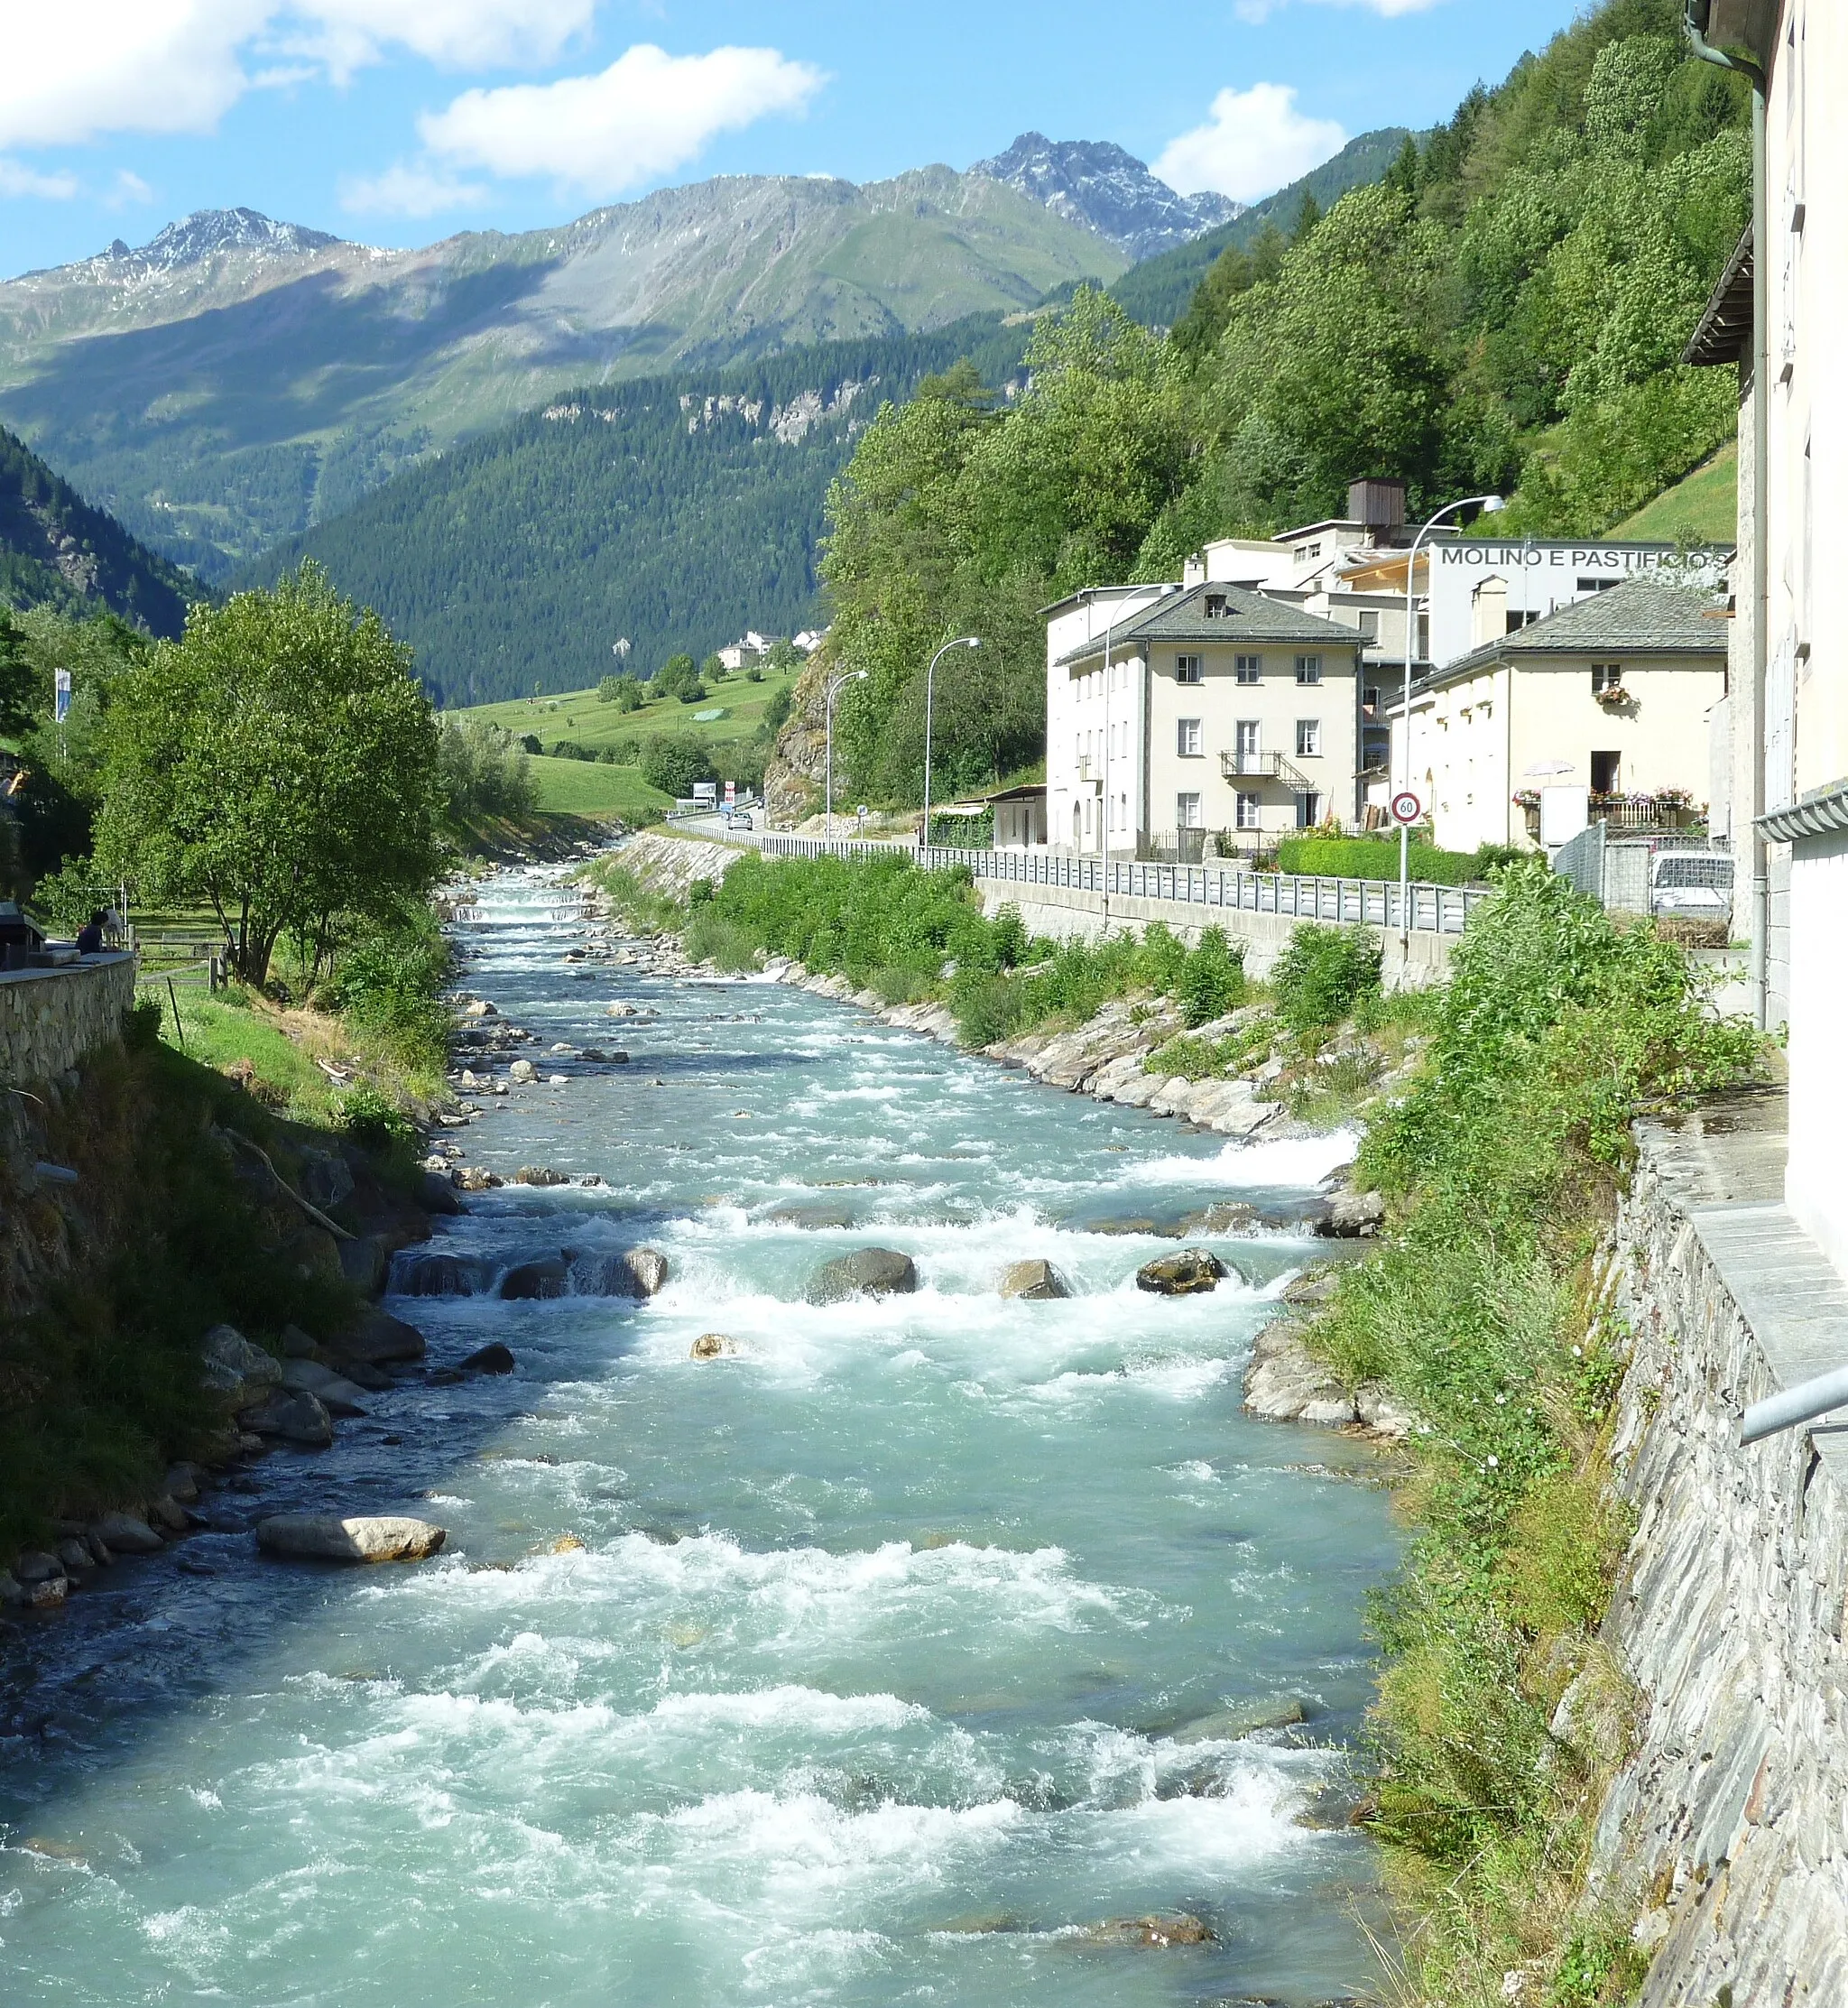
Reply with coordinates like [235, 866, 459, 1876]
[0, 866, 1399, 2006]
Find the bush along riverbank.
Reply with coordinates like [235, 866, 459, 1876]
[1286, 863, 1761, 2006]
[580, 837, 1438, 1161]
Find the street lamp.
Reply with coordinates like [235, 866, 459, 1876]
[1399, 493, 1505, 944]
[920, 635, 980, 853]
[825, 669, 868, 839]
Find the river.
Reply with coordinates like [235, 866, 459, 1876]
[0, 865, 1399, 2005]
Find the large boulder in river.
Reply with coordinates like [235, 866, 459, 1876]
[998, 1258, 1070, 1300]
[237, 1389, 335, 1448]
[280, 1358, 371, 1416]
[500, 1254, 570, 1300]
[337, 1308, 427, 1365]
[91, 1511, 163, 1556]
[256, 1514, 446, 1563]
[808, 1247, 918, 1303]
[570, 1247, 669, 1299]
[1135, 1248, 1226, 1296]
[393, 1250, 494, 1298]
[1317, 1184, 1386, 1237]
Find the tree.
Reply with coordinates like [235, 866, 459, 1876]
[599, 672, 645, 710]
[0, 607, 36, 736]
[95, 562, 443, 986]
[653, 652, 700, 699]
[638, 731, 714, 797]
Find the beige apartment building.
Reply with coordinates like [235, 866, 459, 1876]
[1400, 576, 1728, 854]
[1687, 0, 1848, 1282]
[1045, 583, 1364, 855]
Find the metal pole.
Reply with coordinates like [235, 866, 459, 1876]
[920, 636, 979, 852]
[1741, 1365, 1848, 1447]
[1399, 492, 1505, 947]
[824, 670, 865, 841]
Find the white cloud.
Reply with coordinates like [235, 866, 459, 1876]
[1154, 82, 1346, 203]
[0, 1, 595, 150]
[416, 43, 826, 199]
[340, 161, 487, 217]
[0, 159, 81, 199]
[109, 169, 155, 205]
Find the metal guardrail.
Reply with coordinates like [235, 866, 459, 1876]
[744, 832, 1490, 937]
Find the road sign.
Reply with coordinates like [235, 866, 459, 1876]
[1389, 790, 1423, 827]
[724, 780, 736, 807]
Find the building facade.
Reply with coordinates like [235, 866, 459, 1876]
[1046, 583, 1363, 855]
[1398, 576, 1729, 854]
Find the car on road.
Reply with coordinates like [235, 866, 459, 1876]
[726, 810, 754, 830]
[1649, 847, 1733, 924]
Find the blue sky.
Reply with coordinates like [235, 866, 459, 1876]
[2, 2, 1586, 278]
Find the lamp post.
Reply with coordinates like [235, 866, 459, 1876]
[825, 670, 867, 839]
[1399, 493, 1505, 945]
[920, 635, 980, 853]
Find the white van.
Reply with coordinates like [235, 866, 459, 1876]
[1649, 848, 1733, 923]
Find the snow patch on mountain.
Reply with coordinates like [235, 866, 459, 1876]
[971, 134, 1242, 261]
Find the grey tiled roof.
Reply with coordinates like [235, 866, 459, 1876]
[1425, 574, 1728, 689]
[1052, 582, 1362, 669]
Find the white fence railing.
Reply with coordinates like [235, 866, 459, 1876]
[740, 832, 1490, 937]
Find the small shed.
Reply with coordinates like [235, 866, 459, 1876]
[986, 784, 1048, 849]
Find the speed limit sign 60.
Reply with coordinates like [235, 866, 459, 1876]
[1389, 790, 1423, 827]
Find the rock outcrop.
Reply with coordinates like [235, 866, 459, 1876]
[808, 1247, 919, 1302]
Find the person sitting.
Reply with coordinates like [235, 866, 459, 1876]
[75, 910, 106, 955]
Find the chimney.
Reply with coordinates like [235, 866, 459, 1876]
[1349, 477, 1408, 536]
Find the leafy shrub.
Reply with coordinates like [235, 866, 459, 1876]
[339, 1081, 416, 1152]
[991, 903, 1028, 969]
[1271, 922, 1382, 1034]
[1277, 834, 1484, 884]
[638, 732, 715, 797]
[1177, 926, 1246, 1026]
[439, 717, 536, 824]
[682, 909, 757, 972]
[688, 877, 716, 909]
[123, 996, 164, 1050]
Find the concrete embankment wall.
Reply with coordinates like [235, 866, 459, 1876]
[1592, 1100, 1848, 2003]
[0, 955, 137, 1087]
[971, 880, 1456, 985]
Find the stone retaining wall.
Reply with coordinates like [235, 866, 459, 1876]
[1592, 1110, 1848, 2003]
[0, 955, 137, 1087]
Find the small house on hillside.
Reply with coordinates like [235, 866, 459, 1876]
[1392, 573, 1729, 854]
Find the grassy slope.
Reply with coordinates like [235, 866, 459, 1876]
[1614, 440, 1738, 542]
[523, 755, 672, 819]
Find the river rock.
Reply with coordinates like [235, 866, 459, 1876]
[808, 1247, 919, 1303]
[418, 1171, 465, 1216]
[768, 1204, 856, 1230]
[393, 1250, 495, 1297]
[572, 1247, 670, 1298]
[459, 1342, 515, 1374]
[1169, 1697, 1307, 1744]
[690, 1333, 736, 1359]
[338, 1234, 391, 1295]
[199, 1325, 282, 1402]
[280, 1323, 318, 1358]
[337, 1308, 427, 1365]
[256, 1514, 446, 1563]
[463, 1000, 496, 1018]
[92, 1511, 162, 1555]
[21, 1575, 67, 1609]
[512, 1165, 570, 1187]
[1135, 1248, 1226, 1296]
[57, 1539, 94, 1575]
[147, 1494, 189, 1531]
[1242, 1322, 1359, 1427]
[508, 1059, 538, 1085]
[281, 1357, 372, 1415]
[457, 1166, 503, 1192]
[998, 1258, 1071, 1300]
[1317, 1186, 1385, 1237]
[239, 1389, 336, 1448]
[14, 1550, 61, 1584]
[1076, 1914, 1215, 1948]
[501, 1254, 570, 1300]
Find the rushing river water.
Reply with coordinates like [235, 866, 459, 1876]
[1, 866, 1400, 2006]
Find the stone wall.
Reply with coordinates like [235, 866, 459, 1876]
[1591, 1099, 1848, 2003]
[0, 955, 137, 1087]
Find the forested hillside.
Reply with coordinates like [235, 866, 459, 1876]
[0, 426, 198, 638]
[237, 317, 1036, 707]
[808, 0, 1751, 809]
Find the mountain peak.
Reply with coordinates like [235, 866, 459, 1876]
[972, 133, 1241, 261]
[97, 208, 344, 273]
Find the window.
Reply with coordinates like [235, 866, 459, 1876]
[1295, 654, 1322, 686]
[1592, 663, 1623, 693]
[1178, 717, 1202, 757]
[1205, 593, 1227, 618]
[1356, 609, 1381, 641]
[1235, 719, 1261, 764]
[1591, 751, 1621, 794]
[1506, 609, 1540, 633]
[1296, 718, 1321, 758]
[1296, 541, 1323, 562]
[1417, 613, 1430, 659]
[1234, 653, 1262, 684]
[1294, 791, 1322, 828]
[1176, 653, 1202, 683]
[1236, 791, 1261, 830]
[1177, 792, 1203, 830]
[1577, 576, 1620, 594]
[1363, 686, 1381, 713]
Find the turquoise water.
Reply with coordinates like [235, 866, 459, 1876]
[0, 867, 1398, 2005]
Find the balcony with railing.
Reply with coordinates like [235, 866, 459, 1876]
[1218, 748, 1316, 791]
